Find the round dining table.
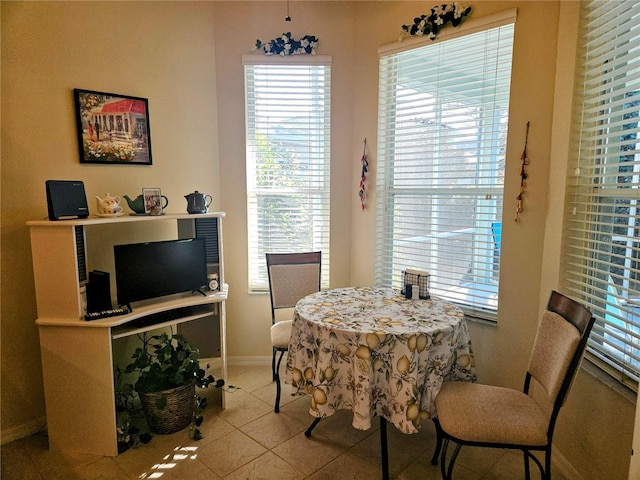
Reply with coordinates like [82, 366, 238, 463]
[285, 286, 476, 479]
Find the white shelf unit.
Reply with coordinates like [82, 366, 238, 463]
[27, 212, 227, 457]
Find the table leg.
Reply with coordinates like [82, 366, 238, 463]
[431, 417, 442, 465]
[380, 417, 389, 480]
[304, 417, 322, 437]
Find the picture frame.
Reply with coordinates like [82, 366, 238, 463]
[73, 88, 152, 165]
[142, 188, 164, 216]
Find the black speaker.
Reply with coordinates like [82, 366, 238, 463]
[195, 218, 220, 264]
[45, 180, 89, 220]
[87, 270, 112, 313]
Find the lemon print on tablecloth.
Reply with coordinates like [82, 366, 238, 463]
[313, 388, 327, 405]
[406, 403, 419, 421]
[397, 355, 410, 375]
[366, 332, 386, 350]
[322, 317, 341, 324]
[372, 358, 385, 371]
[417, 334, 429, 352]
[456, 354, 473, 369]
[304, 367, 314, 381]
[357, 357, 370, 375]
[355, 345, 371, 361]
[337, 344, 352, 356]
[323, 366, 335, 382]
[311, 387, 328, 410]
[408, 335, 418, 352]
[432, 331, 445, 345]
[291, 368, 304, 385]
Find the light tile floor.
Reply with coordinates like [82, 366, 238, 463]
[1, 364, 570, 479]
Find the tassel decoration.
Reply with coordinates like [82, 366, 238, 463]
[359, 138, 368, 210]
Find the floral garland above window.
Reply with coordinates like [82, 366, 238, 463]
[253, 32, 319, 56]
[401, 3, 472, 40]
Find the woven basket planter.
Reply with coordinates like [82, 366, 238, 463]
[139, 381, 195, 434]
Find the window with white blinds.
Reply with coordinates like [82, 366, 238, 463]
[244, 56, 331, 292]
[375, 19, 515, 321]
[565, 0, 640, 389]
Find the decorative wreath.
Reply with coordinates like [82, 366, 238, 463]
[401, 3, 472, 40]
[253, 32, 319, 56]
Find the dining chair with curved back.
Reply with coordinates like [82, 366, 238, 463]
[432, 290, 595, 480]
[267, 251, 321, 413]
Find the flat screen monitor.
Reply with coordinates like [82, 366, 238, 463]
[114, 238, 207, 307]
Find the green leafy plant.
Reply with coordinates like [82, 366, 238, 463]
[115, 410, 152, 453]
[119, 331, 224, 443]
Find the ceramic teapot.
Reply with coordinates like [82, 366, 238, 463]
[95, 193, 122, 215]
[185, 191, 212, 214]
[124, 194, 169, 214]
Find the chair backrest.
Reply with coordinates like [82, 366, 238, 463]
[526, 291, 595, 410]
[266, 252, 322, 322]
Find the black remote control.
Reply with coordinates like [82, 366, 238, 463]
[84, 305, 131, 321]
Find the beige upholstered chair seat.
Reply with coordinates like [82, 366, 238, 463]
[270, 320, 293, 350]
[436, 382, 548, 446]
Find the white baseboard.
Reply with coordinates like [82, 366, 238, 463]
[1, 416, 46, 446]
[201, 356, 272, 369]
[227, 356, 272, 366]
[200, 356, 271, 376]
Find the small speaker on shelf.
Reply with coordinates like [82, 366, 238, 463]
[86, 270, 112, 313]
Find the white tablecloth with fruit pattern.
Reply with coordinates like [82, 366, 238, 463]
[285, 286, 476, 434]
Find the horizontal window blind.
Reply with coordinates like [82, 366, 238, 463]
[566, 0, 640, 389]
[244, 59, 331, 291]
[375, 22, 515, 321]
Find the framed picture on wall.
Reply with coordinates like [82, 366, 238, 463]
[73, 88, 152, 165]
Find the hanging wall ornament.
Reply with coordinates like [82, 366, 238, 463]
[359, 138, 368, 210]
[515, 122, 530, 223]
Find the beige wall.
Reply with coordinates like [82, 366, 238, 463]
[1, 2, 635, 478]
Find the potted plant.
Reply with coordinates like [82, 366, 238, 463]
[118, 330, 224, 443]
